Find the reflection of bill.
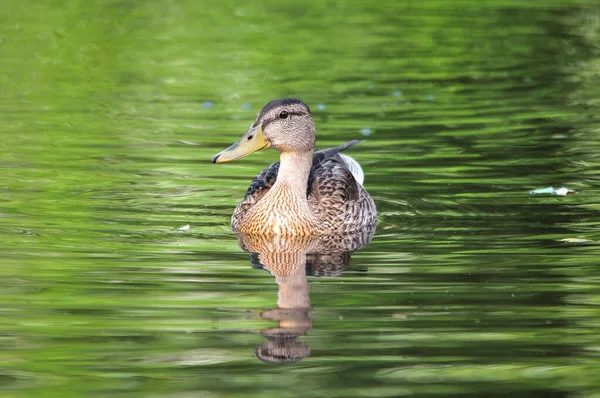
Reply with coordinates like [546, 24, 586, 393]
[236, 227, 375, 363]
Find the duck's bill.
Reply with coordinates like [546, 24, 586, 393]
[212, 123, 270, 163]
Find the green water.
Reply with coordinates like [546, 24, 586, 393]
[1, 0, 600, 396]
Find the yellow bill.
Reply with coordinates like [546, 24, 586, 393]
[212, 123, 270, 163]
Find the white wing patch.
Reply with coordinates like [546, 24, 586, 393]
[339, 154, 365, 185]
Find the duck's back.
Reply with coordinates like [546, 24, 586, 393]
[232, 141, 377, 233]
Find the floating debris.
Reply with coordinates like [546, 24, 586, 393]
[426, 95, 435, 101]
[201, 101, 214, 110]
[529, 187, 577, 196]
[241, 103, 251, 110]
[393, 90, 402, 98]
[316, 103, 326, 111]
[553, 187, 577, 196]
[360, 128, 373, 136]
[560, 238, 592, 243]
[177, 224, 190, 231]
[530, 187, 554, 195]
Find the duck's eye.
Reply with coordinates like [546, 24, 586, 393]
[279, 111, 289, 119]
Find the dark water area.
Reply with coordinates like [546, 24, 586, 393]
[1, 0, 600, 397]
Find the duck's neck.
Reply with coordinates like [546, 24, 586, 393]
[246, 150, 319, 235]
[274, 151, 313, 196]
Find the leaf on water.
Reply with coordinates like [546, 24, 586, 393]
[177, 224, 190, 231]
[529, 187, 577, 196]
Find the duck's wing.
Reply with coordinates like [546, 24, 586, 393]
[308, 140, 362, 198]
[308, 141, 377, 231]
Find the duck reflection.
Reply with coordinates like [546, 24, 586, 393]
[235, 227, 375, 363]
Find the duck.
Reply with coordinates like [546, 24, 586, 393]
[212, 98, 376, 235]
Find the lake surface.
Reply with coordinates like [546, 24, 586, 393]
[1, 0, 600, 397]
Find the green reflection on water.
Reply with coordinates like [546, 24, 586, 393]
[1, 0, 600, 397]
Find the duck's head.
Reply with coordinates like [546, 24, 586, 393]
[212, 98, 315, 163]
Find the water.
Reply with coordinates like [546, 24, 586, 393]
[1, 0, 600, 397]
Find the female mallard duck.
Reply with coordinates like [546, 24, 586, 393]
[212, 98, 376, 235]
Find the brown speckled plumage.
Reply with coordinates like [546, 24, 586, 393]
[232, 140, 376, 235]
[213, 98, 377, 236]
